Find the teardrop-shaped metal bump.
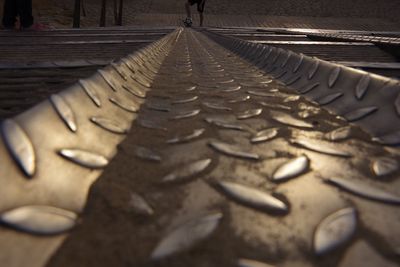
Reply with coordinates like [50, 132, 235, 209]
[218, 181, 288, 213]
[247, 90, 274, 98]
[222, 85, 242, 92]
[90, 117, 128, 134]
[238, 259, 276, 267]
[316, 92, 343, 105]
[122, 85, 146, 99]
[251, 128, 279, 143]
[283, 95, 301, 103]
[229, 95, 250, 103]
[308, 60, 320, 80]
[202, 102, 232, 111]
[172, 95, 198, 105]
[299, 83, 320, 94]
[171, 109, 201, 120]
[324, 126, 352, 141]
[146, 102, 170, 112]
[0, 205, 77, 235]
[290, 139, 352, 157]
[111, 63, 128, 81]
[355, 75, 371, 100]
[371, 157, 399, 177]
[98, 69, 118, 92]
[281, 52, 291, 67]
[186, 85, 197, 92]
[328, 66, 341, 88]
[129, 193, 154, 216]
[162, 159, 212, 183]
[134, 146, 162, 162]
[79, 79, 101, 107]
[209, 141, 260, 160]
[271, 111, 313, 128]
[138, 119, 167, 131]
[344, 106, 378, 122]
[205, 117, 245, 131]
[109, 97, 138, 113]
[219, 78, 235, 84]
[151, 212, 223, 260]
[395, 92, 400, 117]
[59, 148, 108, 168]
[50, 94, 77, 132]
[314, 207, 357, 255]
[372, 130, 400, 146]
[273, 155, 310, 181]
[271, 49, 282, 64]
[327, 177, 400, 204]
[1, 119, 35, 177]
[293, 54, 304, 73]
[167, 128, 205, 144]
[132, 74, 152, 88]
[237, 108, 263, 120]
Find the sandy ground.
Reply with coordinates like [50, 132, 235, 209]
[0, 0, 399, 28]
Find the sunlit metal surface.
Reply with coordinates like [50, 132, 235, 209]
[0, 25, 399, 267]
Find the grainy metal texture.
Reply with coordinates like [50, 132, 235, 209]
[0, 28, 178, 267]
[45, 29, 400, 267]
[204, 28, 400, 144]
[1, 23, 400, 267]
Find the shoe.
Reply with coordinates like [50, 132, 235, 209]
[183, 17, 192, 27]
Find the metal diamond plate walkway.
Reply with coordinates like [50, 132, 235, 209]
[0, 27, 399, 267]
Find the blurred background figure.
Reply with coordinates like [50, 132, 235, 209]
[2, 0, 48, 30]
[184, 0, 206, 27]
[2, 0, 33, 29]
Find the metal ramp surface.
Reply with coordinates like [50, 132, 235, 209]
[0, 27, 173, 118]
[0, 26, 399, 267]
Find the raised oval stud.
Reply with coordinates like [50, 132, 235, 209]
[167, 128, 205, 144]
[371, 157, 399, 177]
[162, 159, 212, 183]
[272, 155, 309, 181]
[217, 181, 288, 213]
[79, 79, 101, 107]
[50, 94, 77, 132]
[209, 141, 260, 160]
[251, 128, 279, 143]
[314, 207, 357, 255]
[59, 149, 108, 169]
[0, 205, 77, 235]
[151, 212, 223, 260]
[134, 146, 162, 162]
[1, 119, 36, 177]
[327, 177, 400, 204]
[90, 117, 129, 134]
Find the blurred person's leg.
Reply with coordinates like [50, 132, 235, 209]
[2, 0, 18, 29]
[199, 12, 203, 26]
[17, 0, 33, 28]
[185, 1, 192, 19]
[197, 1, 205, 26]
[184, 0, 194, 27]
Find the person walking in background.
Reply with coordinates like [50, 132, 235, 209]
[2, 0, 47, 30]
[184, 0, 206, 27]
